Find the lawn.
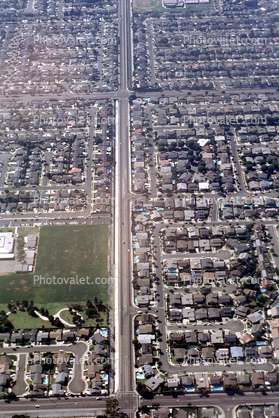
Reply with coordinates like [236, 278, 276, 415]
[6, 310, 54, 329]
[60, 309, 76, 324]
[59, 307, 107, 327]
[133, 0, 213, 13]
[0, 228, 15, 233]
[17, 226, 39, 239]
[0, 225, 110, 308]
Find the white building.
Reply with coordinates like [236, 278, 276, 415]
[0, 233, 14, 259]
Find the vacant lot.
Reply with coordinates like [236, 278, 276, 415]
[0, 225, 110, 307]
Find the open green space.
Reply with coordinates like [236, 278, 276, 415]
[133, 0, 213, 13]
[6, 311, 53, 329]
[17, 227, 39, 239]
[0, 228, 15, 233]
[0, 225, 110, 308]
[58, 309, 74, 323]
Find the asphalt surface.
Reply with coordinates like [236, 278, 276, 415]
[114, 0, 139, 414]
[0, 342, 88, 395]
[142, 391, 279, 418]
[12, 354, 28, 397]
[1, 389, 279, 418]
[1, 0, 279, 415]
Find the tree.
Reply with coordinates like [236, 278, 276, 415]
[4, 392, 17, 400]
[200, 287, 211, 296]
[136, 382, 153, 398]
[105, 399, 121, 418]
[245, 162, 254, 171]
[103, 362, 110, 373]
[95, 136, 103, 145]
[86, 300, 93, 308]
[12, 415, 30, 418]
[198, 161, 206, 173]
[54, 318, 63, 328]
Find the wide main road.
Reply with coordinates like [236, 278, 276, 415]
[115, 97, 139, 413]
[114, 0, 138, 413]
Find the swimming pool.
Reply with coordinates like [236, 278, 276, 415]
[100, 328, 107, 337]
[186, 387, 195, 392]
[103, 374, 108, 380]
[212, 386, 222, 391]
[43, 377, 48, 385]
[136, 373, 144, 379]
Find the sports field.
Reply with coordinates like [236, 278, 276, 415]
[133, 0, 163, 12]
[133, 0, 213, 13]
[0, 225, 110, 307]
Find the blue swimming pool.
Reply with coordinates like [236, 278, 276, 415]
[137, 373, 144, 379]
[100, 328, 107, 337]
[212, 386, 222, 391]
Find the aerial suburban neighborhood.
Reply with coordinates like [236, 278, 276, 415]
[0, 0, 279, 416]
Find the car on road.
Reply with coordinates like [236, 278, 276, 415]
[122, 241, 125, 244]
[35, 405, 40, 408]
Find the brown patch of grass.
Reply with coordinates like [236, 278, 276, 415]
[133, 0, 162, 12]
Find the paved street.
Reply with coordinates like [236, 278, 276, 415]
[12, 354, 28, 397]
[143, 392, 279, 418]
[0, 343, 88, 395]
[1, 0, 279, 415]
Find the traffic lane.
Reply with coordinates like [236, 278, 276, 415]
[13, 354, 28, 396]
[267, 225, 279, 269]
[0, 396, 106, 416]
[0, 342, 88, 358]
[143, 390, 279, 407]
[166, 319, 244, 333]
[118, 98, 134, 394]
[162, 361, 273, 374]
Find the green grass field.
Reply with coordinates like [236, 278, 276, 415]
[0, 225, 110, 308]
[17, 226, 39, 238]
[133, 0, 213, 13]
[6, 311, 54, 329]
